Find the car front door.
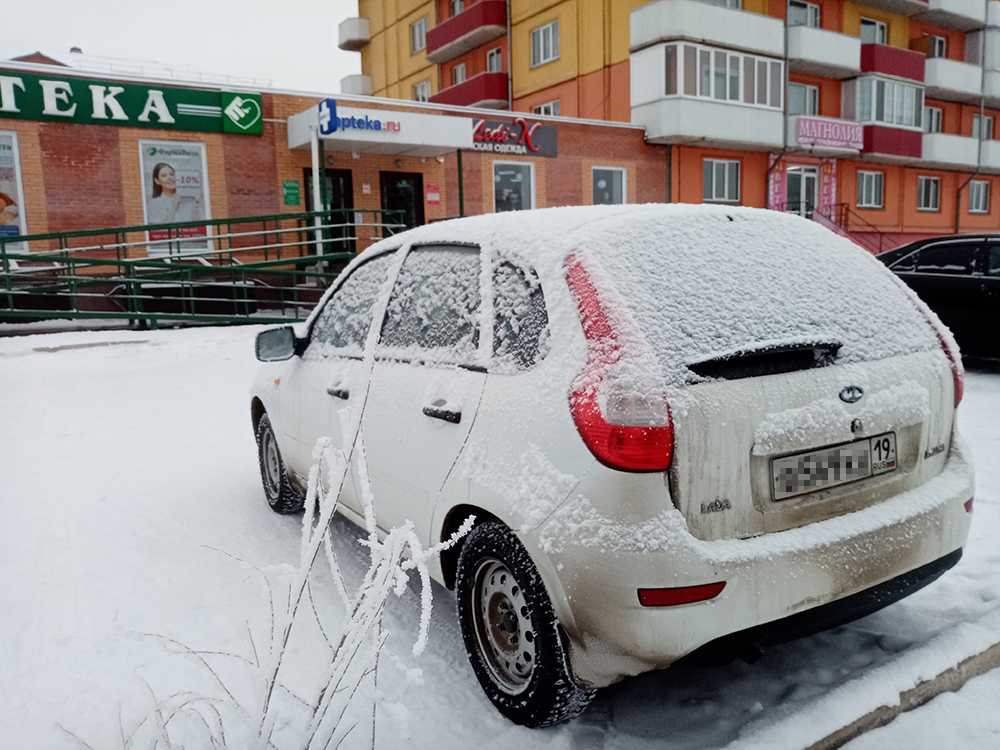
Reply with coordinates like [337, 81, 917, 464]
[360, 243, 488, 544]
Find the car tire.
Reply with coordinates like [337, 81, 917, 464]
[255, 413, 305, 515]
[456, 520, 595, 727]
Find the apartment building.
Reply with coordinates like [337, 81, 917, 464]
[340, 0, 1000, 248]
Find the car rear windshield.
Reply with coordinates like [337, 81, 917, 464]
[583, 211, 940, 386]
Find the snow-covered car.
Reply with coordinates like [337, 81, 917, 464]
[249, 204, 974, 727]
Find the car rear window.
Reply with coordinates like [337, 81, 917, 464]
[580, 212, 940, 386]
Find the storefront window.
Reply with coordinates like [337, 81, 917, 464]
[494, 162, 534, 212]
[593, 167, 625, 205]
[0, 132, 26, 242]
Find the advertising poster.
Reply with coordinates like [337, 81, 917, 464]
[138, 140, 211, 254]
[0, 132, 26, 243]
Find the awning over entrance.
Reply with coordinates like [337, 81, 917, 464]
[287, 101, 474, 157]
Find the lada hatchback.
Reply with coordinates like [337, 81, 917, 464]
[250, 204, 974, 727]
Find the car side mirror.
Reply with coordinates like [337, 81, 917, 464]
[256, 326, 297, 362]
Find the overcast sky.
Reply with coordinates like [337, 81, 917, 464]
[1, 0, 363, 94]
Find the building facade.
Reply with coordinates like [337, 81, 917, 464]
[341, 0, 1000, 248]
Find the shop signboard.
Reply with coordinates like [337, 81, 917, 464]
[0, 71, 262, 134]
[426, 182, 440, 205]
[138, 139, 212, 254]
[283, 179, 301, 206]
[0, 131, 26, 241]
[473, 118, 557, 157]
[796, 117, 863, 151]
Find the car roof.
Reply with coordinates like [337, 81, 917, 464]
[877, 233, 1000, 265]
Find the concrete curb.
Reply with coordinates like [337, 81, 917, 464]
[806, 641, 1000, 750]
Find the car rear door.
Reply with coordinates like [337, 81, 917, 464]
[360, 243, 488, 544]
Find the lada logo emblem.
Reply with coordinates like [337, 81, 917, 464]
[839, 385, 864, 403]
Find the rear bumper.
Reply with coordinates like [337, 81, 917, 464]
[534, 435, 974, 687]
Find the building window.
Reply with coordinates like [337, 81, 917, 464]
[453, 63, 467, 86]
[487, 47, 503, 73]
[973, 114, 994, 140]
[494, 162, 534, 212]
[970, 181, 990, 213]
[531, 20, 560, 67]
[917, 176, 941, 211]
[411, 17, 428, 53]
[857, 77, 923, 129]
[860, 18, 888, 45]
[593, 167, 626, 204]
[703, 0, 742, 7]
[787, 82, 819, 115]
[923, 106, 943, 133]
[857, 171, 884, 209]
[532, 100, 560, 116]
[665, 43, 783, 109]
[451, 0, 465, 17]
[788, 0, 820, 28]
[703, 159, 740, 203]
[413, 80, 431, 102]
[930, 35, 947, 58]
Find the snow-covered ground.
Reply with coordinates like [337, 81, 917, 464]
[1, 326, 997, 749]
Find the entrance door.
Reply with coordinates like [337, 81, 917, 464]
[786, 166, 818, 218]
[305, 168, 355, 254]
[380, 172, 424, 229]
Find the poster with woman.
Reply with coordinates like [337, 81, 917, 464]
[0, 132, 27, 245]
[138, 140, 212, 254]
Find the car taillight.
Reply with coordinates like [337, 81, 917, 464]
[638, 582, 726, 607]
[564, 253, 674, 473]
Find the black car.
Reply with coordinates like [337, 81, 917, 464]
[877, 235, 1000, 358]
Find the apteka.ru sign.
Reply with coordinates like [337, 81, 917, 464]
[0, 70, 263, 135]
[318, 99, 401, 135]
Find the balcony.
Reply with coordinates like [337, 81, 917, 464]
[788, 26, 861, 79]
[633, 97, 783, 149]
[989, 0, 1000, 27]
[630, 0, 783, 58]
[860, 44, 925, 81]
[428, 72, 508, 108]
[340, 74, 373, 96]
[922, 133, 979, 168]
[850, 0, 929, 18]
[786, 115, 864, 154]
[338, 17, 370, 51]
[426, 1, 507, 65]
[915, 0, 987, 32]
[985, 69, 1000, 105]
[864, 125, 923, 158]
[924, 58, 983, 103]
[981, 139, 1000, 170]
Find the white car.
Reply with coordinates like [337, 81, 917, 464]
[250, 204, 974, 727]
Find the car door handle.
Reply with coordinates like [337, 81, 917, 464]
[326, 387, 349, 400]
[422, 403, 461, 424]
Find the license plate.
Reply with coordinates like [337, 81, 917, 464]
[771, 433, 897, 501]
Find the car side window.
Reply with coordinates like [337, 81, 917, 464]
[380, 244, 481, 359]
[493, 260, 549, 372]
[307, 252, 395, 357]
[914, 243, 978, 276]
[987, 245, 1000, 277]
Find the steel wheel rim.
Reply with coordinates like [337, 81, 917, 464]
[471, 558, 536, 695]
[262, 429, 281, 499]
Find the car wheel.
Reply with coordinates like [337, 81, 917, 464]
[456, 520, 595, 727]
[255, 413, 305, 514]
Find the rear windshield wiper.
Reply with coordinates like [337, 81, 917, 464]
[687, 340, 843, 381]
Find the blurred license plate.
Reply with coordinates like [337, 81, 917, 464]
[771, 432, 897, 501]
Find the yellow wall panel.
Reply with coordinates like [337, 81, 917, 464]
[844, 2, 909, 48]
[578, 0, 607, 76]
[513, 1, 580, 98]
[385, 0, 399, 24]
[512, 0, 566, 25]
[396, 2, 435, 79]
[742, 0, 768, 14]
[609, 0, 652, 65]
[386, 23, 400, 87]
[360, 0, 385, 36]
[397, 0, 429, 20]
[364, 33, 387, 93]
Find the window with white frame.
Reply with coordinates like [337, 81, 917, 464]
[858, 171, 884, 209]
[411, 17, 428, 53]
[452, 63, 467, 86]
[531, 20, 560, 67]
[923, 106, 943, 133]
[918, 176, 941, 211]
[970, 180, 990, 213]
[664, 43, 784, 109]
[973, 114, 994, 140]
[487, 47, 503, 73]
[494, 162, 534, 212]
[930, 35, 947, 58]
[593, 167, 626, 205]
[450, 0, 465, 17]
[532, 100, 560, 116]
[787, 82, 819, 115]
[788, 0, 820, 28]
[703, 159, 740, 203]
[703, 0, 741, 8]
[860, 18, 888, 45]
[413, 80, 431, 102]
[857, 77, 923, 129]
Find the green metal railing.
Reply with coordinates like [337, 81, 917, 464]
[0, 209, 406, 327]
